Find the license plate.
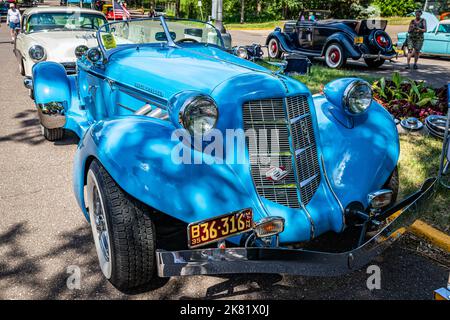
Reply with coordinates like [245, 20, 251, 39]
[354, 37, 364, 44]
[188, 209, 253, 248]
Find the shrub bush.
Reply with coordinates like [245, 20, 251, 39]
[372, 0, 420, 17]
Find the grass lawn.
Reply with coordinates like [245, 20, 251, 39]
[385, 16, 413, 25]
[225, 21, 284, 30]
[292, 65, 376, 94]
[398, 134, 450, 234]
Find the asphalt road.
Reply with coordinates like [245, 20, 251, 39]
[0, 26, 448, 300]
[229, 26, 450, 88]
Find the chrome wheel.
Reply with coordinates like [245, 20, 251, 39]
[87, 169, 112, 279]
[325, 44, 345, 68]
[268, 38, 281, 59]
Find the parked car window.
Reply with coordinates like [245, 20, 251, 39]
[26, 12, 107, 33]
[164, 19, 224, 48]
[98, 19, 167, 50]
[437, 23, 450, 33]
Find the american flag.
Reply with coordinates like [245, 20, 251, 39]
[113, 0, 131, 20]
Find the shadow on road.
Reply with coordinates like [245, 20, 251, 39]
[0, 109, 79, 146]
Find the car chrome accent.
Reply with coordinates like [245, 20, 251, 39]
[342, 80, 373, 115]
[254, 216, 285, 238]
[155, 177, 436, 277]
[285, 96, 321, 205]
[23, 77, 33, 89]
[368, 189, 393, 209]
[242, 95, 321, 211]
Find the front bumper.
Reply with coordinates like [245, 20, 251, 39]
[156, 177, 436, 277]
[362, 52, 397, 61]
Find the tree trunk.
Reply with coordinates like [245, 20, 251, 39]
[240, 0, 245, 24]
[175, 0, 180, 18]
[257, 0, 261, 16]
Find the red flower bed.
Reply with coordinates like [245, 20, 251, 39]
[372, 73, 448, 121]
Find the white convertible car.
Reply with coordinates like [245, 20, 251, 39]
[14, 7, 107, 79]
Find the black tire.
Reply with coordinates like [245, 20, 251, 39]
[324, 43, 346, 69]
[43, 127, 64, 141]
[383, 166, 399, 205]
[267, 37, 282, 59]
[364, 58, 385, 68]
[87, 160, 156, 291]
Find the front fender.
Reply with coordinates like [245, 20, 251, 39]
[266, 30, 295, 53]
[323, 33, 361, 59]
[32, 62, 71, 105]
[313, 94, 399, 208]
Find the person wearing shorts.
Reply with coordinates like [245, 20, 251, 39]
[6, 3, 21, 43]
[406, 9, 427, 70]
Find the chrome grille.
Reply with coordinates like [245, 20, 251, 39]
[286, 96, 321, 205]
[243, 96, 321, 208]
[243, 99, 300, 208]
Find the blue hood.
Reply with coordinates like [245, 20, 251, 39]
[105, 45, 271, 100]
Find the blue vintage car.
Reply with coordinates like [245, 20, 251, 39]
[397, 13, 450, 58]
[27, 17, 433, 291]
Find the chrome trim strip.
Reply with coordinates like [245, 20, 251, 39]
[321, 155, 345, 227]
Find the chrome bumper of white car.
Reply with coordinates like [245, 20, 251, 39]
[156, 178, 436, 278]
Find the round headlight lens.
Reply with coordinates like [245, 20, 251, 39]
[86, 48, 102, 63]
[236, 46, 248, 60]
[75, 45, 89, 58]
[344, 81, 373, 115]
[29, 45, 46, 61]
[180, 96, 218, 135]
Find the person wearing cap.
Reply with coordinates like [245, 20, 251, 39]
[6, 2, 21, 43]
[406, 9, 427, 70]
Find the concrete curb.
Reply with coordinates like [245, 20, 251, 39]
[409, 220, 450, 252]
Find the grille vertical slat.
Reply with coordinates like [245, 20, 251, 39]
[286, 96, 321, 205]
[242, 95, 321, 208]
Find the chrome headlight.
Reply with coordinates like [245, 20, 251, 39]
[235, 46, 248, 60]
[75, 45, 89, 58]
[343, 80, 373, 115]
[180, 96, 218, 135]
[29, 45, 46, 62]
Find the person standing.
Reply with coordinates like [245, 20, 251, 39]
[406, 9, 427, 70]
[6, 3, 21, 43]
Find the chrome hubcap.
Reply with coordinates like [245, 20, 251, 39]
[93, 186, 110, 262]
[87, 169, 112, 279]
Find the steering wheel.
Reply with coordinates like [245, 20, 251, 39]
[176, 38, 199, 44]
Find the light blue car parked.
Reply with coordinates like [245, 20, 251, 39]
[398, 13, 450, 57]
[26, 17, 433, 292]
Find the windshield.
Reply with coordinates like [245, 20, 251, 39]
[26, 12, 107, 33]
[97, 18, 224, 52]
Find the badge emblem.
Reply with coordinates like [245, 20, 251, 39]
[265, 166, 289, 182]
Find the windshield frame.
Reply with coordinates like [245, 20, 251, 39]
[96, 17, 225, 58]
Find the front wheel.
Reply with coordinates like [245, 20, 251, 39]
[267, 37, 282, 59]
[86, 160, 156, 291]
[364, 58, 385, 68]
[324, 43, 346, 69]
